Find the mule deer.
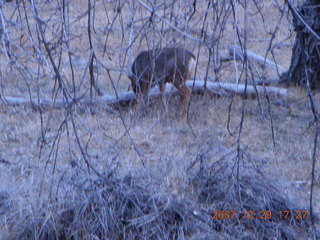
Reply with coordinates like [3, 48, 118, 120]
[128, 47, 196, 121]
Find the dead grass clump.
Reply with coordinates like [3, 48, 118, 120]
[0, 192, 10, 215]
[190, 154, 314, 239]
[5, 163, 316, 240]
[4, 176, 217, 240]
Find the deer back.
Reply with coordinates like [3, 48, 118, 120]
[152, 48, 195, 83]
[129, 47, 195, 93]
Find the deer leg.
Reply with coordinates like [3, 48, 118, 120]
[136, 81, 149, 105]
[132, 81, 149, 117]
[159, 82, 167, 113]
[180, 85, 191, 121]
[174, 82, 191, 121]
[132, 93, 143, 117]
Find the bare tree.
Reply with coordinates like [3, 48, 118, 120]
[281, 0, 320, 88]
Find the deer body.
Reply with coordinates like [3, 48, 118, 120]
[129, 47, 196, 121]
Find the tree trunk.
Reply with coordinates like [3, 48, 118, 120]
[281, 0, 320, 88]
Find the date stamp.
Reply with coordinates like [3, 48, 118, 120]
[211, 210, 308, 220]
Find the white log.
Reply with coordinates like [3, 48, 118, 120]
[0, 80, 287, 109]
[195, 80, 287, 97]
[229, 45, 286, 72]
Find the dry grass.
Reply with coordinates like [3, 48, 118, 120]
[1, 90, 319, 238]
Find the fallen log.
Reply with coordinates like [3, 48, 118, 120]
[197, 80, 287, 97]
[0, 80, 287, 109]
[228, 45, 286, 73]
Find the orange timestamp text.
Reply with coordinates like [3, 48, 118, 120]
[211, 210, 308, 220]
